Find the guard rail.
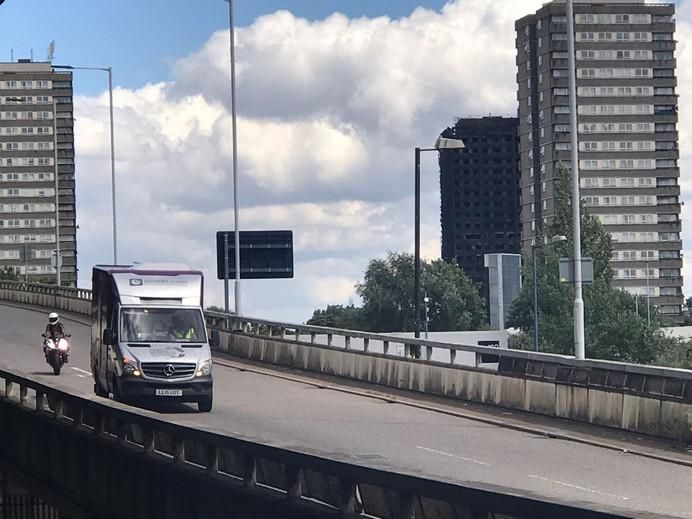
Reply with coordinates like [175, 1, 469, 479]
[0, 364, 629, 519]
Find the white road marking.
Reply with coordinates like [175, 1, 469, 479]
[415, 446, 490, 466]
[528, 474, 630, 501]
[70, 367, 91, 376]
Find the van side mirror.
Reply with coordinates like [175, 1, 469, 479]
[103, 328, 115, 345]
[209, 329, 220, 349]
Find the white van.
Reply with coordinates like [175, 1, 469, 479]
[90, 264, 214, 412]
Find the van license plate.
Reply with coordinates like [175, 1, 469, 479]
[155, 389, 182, 397]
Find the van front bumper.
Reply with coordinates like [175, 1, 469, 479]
[118, 375, 212, 402]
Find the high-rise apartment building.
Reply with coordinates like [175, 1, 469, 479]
[516, 0, 683, 316]
[0, 61, 77, 285]
[439, 116, 520, 288]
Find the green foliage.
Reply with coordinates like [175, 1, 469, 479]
[656, 335, 692, 370]
[206, 305, 226, 313]
[308, 252, 486, 332]
[508, 167, 677, 365]
[0, 267, 18, 281]
[307, 305, 364, 329]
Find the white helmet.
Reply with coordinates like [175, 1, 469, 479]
[48, 312, 59, 324]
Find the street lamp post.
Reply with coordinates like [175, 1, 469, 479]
[52, 65, 117, 264]
[224, 0, 242, 316]
[531, 235, 567, 352]
[566, 0, 586, 360]
[414, 137, 465, 346]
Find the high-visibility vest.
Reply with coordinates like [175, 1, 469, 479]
[175, 328, 194, 339]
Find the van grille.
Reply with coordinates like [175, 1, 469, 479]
[141, 362, 196, 379]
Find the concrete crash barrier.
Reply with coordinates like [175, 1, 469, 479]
[0, 365, 632, 519]
[207, 313, 692, 444]
[0, 282, 690, 443]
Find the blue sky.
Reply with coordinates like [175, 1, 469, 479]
[1, 0, 448, 95]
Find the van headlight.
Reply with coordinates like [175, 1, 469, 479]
[196, 359, 212, 377]
[122, 357, 141, 377]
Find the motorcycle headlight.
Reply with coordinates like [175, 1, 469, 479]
[122, 357, 141, 376]
[196, 359, 212, 377]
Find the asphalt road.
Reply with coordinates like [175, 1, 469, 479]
[1, 304, 690, 517]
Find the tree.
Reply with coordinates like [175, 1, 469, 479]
[508, 167, 671, 364]
[307, 252, 486, 332]
[356, 252, 486, 332]
[307, 305, 364, 329]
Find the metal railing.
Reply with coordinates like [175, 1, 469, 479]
[207, 312, 692, 405]
[0, 364, 628, 519]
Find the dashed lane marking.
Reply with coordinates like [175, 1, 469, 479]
[415, 446, 490, 466]
[528, 474, 630, 501]
[70, 367, 91, 377]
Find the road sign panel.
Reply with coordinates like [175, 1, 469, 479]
[216, 230, 293, 280]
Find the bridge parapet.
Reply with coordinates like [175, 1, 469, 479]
[0, 364, 628, 519]
[207, 313, 692, 443]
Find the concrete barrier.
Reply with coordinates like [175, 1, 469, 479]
[216, 331, 692, 443]
[0, 364, 631, 519]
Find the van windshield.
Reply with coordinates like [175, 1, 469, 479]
[121, 308, 206, 343]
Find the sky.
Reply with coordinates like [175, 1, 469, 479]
[0, 0, 690, 323]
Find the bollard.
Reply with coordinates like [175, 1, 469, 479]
[338, 479, 358, 514]
[35, 391, 46, 412]
[54, 400, 65, 420]
[286, 466, 303, 500]
[243, 454, 257, 488]
[143, 430, 155, 455]
[173, 440, 185, 465]
[207, 445, 220, 475]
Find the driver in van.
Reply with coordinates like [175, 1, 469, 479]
[171, 313, 196, 341]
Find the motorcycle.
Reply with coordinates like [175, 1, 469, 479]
[42, 333, 71, 375]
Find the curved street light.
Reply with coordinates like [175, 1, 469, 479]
[413, 136, 465, 352]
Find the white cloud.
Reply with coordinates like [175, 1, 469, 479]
[74, 0, 692, 322]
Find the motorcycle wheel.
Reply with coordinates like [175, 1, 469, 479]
[51, 352, 62, 375]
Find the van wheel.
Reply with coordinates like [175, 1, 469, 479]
[94, 381, 107, 397]
[198, 394, 213, 413]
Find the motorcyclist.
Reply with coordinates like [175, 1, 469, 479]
[43, 312, 67, 353]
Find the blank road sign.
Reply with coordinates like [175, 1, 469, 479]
[216, 230, 294, 280]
